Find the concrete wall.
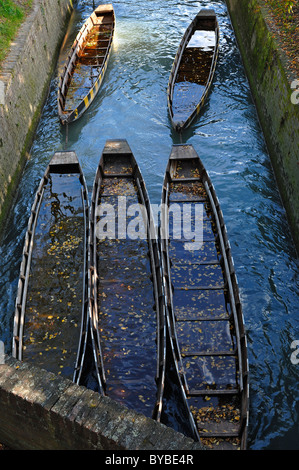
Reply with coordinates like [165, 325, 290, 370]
[0, 356, 203, 450]
[226, 0, 299, 253]
[0, 0, 73, 232]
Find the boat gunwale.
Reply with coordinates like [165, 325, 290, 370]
[167, 9, 220, 133]
[58, 4, 115, 125]
[160, 144, 249, 448]
[12, 151, 90, 386]
[89, 139, 166, 421]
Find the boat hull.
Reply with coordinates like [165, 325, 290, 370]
[12, 151, 89, 385]
[89, 139, 166, 421]
[58, 4, 115, 124]
[160, 144, 249, 449]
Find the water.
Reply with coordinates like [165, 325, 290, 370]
[0, 0, 298, 449]
[19, 172, 86, 380]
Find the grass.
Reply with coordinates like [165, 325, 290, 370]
[0, 0, 33, 64]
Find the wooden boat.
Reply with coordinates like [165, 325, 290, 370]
[167, 9, 219, 132]
[13, 151, 89, 386]
[89, 139, 166, 420]
[58, 4, 115, 124]
[160, 145, 249, 449]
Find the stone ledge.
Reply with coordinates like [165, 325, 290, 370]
[0, 356, 204, 451]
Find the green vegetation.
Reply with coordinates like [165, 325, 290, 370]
[0, 0, 32, 64]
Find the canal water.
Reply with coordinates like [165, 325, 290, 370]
[0, 0, 298, 449]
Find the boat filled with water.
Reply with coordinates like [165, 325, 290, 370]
[160, 144, 249, 449]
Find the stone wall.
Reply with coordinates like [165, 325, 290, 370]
[226, 0, 299, 253]
[0, 0, 73, 232]
[0, 356, 203, 450]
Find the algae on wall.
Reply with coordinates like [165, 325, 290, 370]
[226, 0, 299, 252]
